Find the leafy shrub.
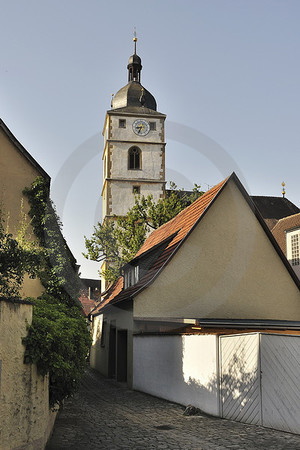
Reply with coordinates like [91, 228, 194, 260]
[23, 294, 91, 407]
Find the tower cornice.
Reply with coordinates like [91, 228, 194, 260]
[107, 109, 166, 118]
[107, 139, 166, 145]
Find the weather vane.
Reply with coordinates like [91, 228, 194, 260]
[133, 27, 137, 53]
[282, 181, 285, 198]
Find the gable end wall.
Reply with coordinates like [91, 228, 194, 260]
[134, 179, 300, 320]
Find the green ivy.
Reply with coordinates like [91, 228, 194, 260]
[0, 214, 42, 297]
[22, 177, 91, 407]
[23, 177, 80, 305]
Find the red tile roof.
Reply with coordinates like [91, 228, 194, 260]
[92, 176, 229, 315]
[79, 293, 98, 317]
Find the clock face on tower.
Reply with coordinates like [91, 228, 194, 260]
[132, 119, 150, 136]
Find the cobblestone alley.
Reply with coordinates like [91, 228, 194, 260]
[46, 369, 300, 450]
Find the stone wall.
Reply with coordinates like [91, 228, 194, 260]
[0, 298, 56, 450]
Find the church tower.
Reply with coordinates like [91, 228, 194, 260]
[102, 36, 166, 223]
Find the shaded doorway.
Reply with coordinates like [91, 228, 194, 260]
[117, 329, 128, 382]
[108, 325, 116, 378]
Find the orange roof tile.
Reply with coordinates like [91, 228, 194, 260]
[136, 178, 227, 258]
[92, 176, 229, 315]
[79, 293, 98, 317]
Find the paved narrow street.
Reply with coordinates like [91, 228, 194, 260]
[47, 369, 300, 450]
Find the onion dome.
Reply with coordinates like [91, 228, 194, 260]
[111, 34, 157, 111]
[111, 82, 157, 111]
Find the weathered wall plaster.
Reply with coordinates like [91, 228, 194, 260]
[0, 299, 56, 450]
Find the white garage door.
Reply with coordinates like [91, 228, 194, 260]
[220, 333, 262, 425]
[261, 334, 300, 434]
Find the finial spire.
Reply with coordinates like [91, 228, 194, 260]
[133, 27, 137, 54]
[282, 181, 286, 198]
[127, 30, 142, 83]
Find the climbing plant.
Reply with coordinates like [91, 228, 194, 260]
[23, 177, 81, 305]
[22, 177, 91, 407]
[0, 212, 42, 297]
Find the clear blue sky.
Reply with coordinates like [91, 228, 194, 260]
[1, 0, 299, 278]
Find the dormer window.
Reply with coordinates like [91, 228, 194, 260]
[124, 265, 139, 289]
[128, 146, 141, 170]
[287, 230, 300, 266]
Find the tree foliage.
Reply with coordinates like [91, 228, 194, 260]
[84, 183, 203, 282]
[19, 177, 91, 407]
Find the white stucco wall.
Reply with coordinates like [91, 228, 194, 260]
[90, 314, 109, 375]
[133, 334, 219, 416]
[110, 115, 164, 144]
[90, 305, 136, 387]
[109, 181, 164, 216]
[109, 142, 164, 180]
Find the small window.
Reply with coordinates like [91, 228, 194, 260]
[128, 146, 141, 170]
[291, 233, 300, 266]
[150, 122, 156, 131]
[119, 119, 126, 128]
[124, 271, 130, 289]
[124, 265, 139, 289]
[133, 186, 140, 195]
[134, 265, 139, 282]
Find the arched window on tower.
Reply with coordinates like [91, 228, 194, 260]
[128, 146, 141, 170]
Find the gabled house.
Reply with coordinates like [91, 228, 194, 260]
[0, 119, 50, 298]
[90, 173, 300, 392]
[0, 120, 59, 448]
[272, 213, 300, 279]
[0, 118, 79, 298]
